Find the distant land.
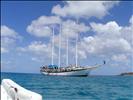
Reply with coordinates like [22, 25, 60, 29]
[120, 72, 133, 76]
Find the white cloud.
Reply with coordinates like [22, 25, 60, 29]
[62, 20, 90, 38]
[120, 15, 133, 47]
[27, 15, 90, 39]
[90, 21, 121, 36]
[1, 37, 16, 47]
[52, 1, 119, 19]
[1, 25, 18, 38]
[26, 17, 90, 56]
[19, 41, 57, 59]
[28, 41, 50, 55]
[79, 36, 131, 56]
[24, 11, 90, 64]
[1, 25, 21, 53]
[1, 47, 8, 53]
[78, 49, 87, 59]
[78, 17, 132, 62]
[53, 19, 90, 48]
[27, 16, 62, 37]
[111, 54, 128, 62]
[31, 57, 43, 62]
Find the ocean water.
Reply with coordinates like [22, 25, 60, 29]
[1, 72, 133, 100]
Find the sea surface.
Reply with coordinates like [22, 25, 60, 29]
[1, 72, 133, 100]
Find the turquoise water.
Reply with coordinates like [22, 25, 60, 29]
[1, 72, 133, 100]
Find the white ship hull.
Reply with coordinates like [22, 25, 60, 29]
[41, 69, 91, 76]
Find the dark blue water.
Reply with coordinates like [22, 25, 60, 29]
[1, 72, 133, 100]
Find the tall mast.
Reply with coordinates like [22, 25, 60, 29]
[51, 26, 54, 65]
[75, 34, 78, 67]
[58, 24, 61, 67]
[75, 19, 78, 67]
[66, 34, 69, 67]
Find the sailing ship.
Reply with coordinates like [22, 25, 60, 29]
[40, 22, 105, 76]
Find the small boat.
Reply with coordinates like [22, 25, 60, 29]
[1, 79, 42, 100]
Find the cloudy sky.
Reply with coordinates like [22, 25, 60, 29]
[1, 1, 133, 75]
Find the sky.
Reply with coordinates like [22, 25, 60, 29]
[1, 1, 133, 75]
